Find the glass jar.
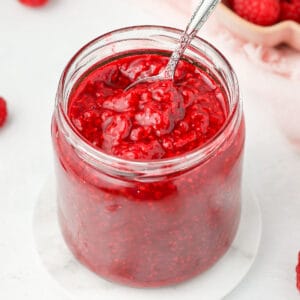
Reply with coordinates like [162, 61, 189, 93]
[51, 26, 245, 287]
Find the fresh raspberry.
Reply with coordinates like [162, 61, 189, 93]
[280, 0, 300, 22]
[297, 252, 300, 292]
[18, 0, 48, 7]
[232, 0, 280, 26]
[0, 97, 7, 128]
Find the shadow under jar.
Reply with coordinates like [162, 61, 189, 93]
[51, 26, 245, 288]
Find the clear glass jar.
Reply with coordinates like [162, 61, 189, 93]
[51, 26, 245, 287]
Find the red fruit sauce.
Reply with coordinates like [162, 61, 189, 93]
[52, 52, 245, 287]
[68, 54, 227, 159]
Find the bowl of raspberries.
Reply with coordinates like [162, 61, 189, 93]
[215, 0, 300, 50]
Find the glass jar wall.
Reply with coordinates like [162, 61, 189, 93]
[52, 26, 245, 287]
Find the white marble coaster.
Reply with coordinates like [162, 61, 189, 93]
[33, 176, 262, 300]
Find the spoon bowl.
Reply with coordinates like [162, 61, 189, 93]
[126, 0, 221, 90]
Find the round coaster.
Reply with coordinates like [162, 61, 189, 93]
[33, 176, 262, 300]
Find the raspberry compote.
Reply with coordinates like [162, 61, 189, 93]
[68, 54, 227, 160]
[52, 26, 245, 287]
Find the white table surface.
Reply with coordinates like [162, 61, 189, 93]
[0, 1, 299, 299]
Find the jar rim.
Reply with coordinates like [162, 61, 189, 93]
[55, 25, 242, 178]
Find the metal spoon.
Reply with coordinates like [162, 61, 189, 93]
[126, 0, 220, 90]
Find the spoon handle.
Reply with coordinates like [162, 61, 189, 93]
[186, 0, 220, 35]
[164, 0, 220, 79]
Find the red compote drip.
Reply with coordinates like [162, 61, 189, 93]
[53, 52, 245, 287]
[68, 54, 227, 159]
